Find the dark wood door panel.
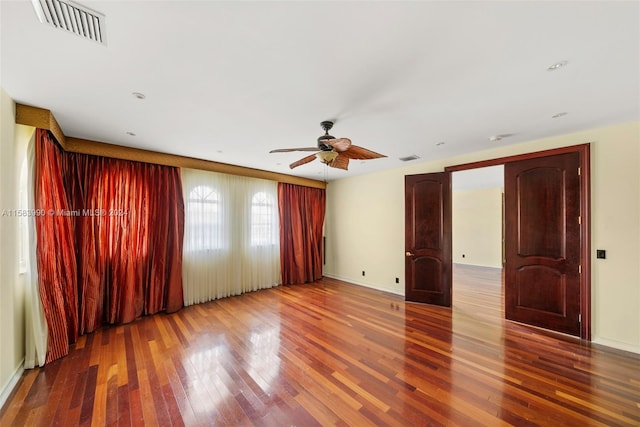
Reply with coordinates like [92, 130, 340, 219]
[515, 265, 566, 314]
[411, 256, 443, 292]
[505, 152, 581, 336]
[407, 256, 446, 305]
[405, 172, 451, 306]
[516, 167, 567, 259]
[410, 179, 444, 250]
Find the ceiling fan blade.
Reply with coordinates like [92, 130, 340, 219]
[290, 153, 318, 169]
[341, 145, 387, 160]
[270, 147, 319, 153]
[329, 154, 349, 170]
[326, 138, 352, 152]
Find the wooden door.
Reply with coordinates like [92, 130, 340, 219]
[504, 152, 582, 336]
[405, 172, 452, 306]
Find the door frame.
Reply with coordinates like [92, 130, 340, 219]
[444, 144, 591, 340]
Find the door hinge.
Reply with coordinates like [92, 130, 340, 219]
[579, 265, 582, 274]
[578, 215, 581, 225]
[578, 167, 581, 176]
[578, 313, 582, 323]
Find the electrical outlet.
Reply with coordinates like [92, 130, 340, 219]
[362, 270, 365, 276]
[395, 277, 399, 284]
[462, 254, 466, 258]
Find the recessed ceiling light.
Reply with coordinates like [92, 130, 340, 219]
[552, 112, 568, 118]
[489, 133, 513, 142]
[547, 61, 568, 71]
[132, 92, 146, 100]
[126, 131, 136, 136]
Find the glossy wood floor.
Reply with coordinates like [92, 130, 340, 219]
[2, 264, 639, 426]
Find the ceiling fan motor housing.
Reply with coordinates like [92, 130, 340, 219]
[317, 134, 335, 150]
[318, 121, 335, 150]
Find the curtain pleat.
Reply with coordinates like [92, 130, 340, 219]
[34, 130, 184, 363]
[34, 129, 79, 362]
[277, 183, 326, 285]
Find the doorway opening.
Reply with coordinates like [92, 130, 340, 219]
[452, 166, 505, 325]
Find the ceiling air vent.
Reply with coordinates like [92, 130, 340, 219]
[399, 155, 420, 162]
[31, 0, 106, 45]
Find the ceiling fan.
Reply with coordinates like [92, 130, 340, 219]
[269, 121, 386, 170]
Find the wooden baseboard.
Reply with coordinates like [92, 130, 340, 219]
[0, 359, 24, 412]
[322, 273, 405, 296]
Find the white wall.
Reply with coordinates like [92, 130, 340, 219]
[452, 187, 503, 268]
[0, 87, 32, 407]
[324, 121, 640, 354]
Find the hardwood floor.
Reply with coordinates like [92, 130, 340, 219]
[1, 264, 639, 426]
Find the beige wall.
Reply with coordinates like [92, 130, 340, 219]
[0, 87, 32, 406]
[324, 120, 640, 354]
[452, 188, 503, 268]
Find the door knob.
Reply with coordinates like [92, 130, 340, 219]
[405, 251, 414, 257]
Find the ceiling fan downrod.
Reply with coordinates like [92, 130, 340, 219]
[320, 120, 334, 134]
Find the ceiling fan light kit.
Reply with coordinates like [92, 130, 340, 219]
[316, 150, 339, 164]
[270, 121, 386, 170]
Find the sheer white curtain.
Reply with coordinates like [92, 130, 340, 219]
[182, 168, 281, 305]
[24, 135, 47, 369]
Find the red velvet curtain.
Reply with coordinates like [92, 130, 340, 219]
[277, 183, 326, 285]
[34, 129, 184, 363]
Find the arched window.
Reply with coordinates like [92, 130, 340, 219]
[187, 185, 222, 250]
[250, 191, 277, 246]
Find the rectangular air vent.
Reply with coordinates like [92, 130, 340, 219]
[399, 155, 420, 162]
[31, 0, 106, 45]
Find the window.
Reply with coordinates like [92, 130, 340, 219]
[250, 191, 277, 246]
[186, 185, 223, 250]
[181, 169, 281, 305]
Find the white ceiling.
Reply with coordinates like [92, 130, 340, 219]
[1, 1, 638, 182]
